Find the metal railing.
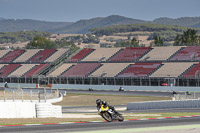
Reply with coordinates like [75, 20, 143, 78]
[0, 88, 59, 102]
[174, 92, 200, 100]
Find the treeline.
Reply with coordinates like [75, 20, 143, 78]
[0, 31, 51, 44]
[26, 36, 79, 54]
[90, 24, 191, 36]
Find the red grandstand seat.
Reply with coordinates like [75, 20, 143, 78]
[0, 49, 25, 63]
[109, 47, 151, 62]
[0, 64, 21, 77]
[27, 49, 57, 63]
[60, 63, 101, 77]
[68, 48, 94, 62]
[170, 46, 200, 61]
[23, 64, 50, 77]
[182, 63, 200, 78]
[118, 62, 161, 77]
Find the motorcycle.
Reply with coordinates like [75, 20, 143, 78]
[98, 105, 124, 122]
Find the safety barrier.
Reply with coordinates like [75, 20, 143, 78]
[36, 103, 62, 118]
[127, 99, 200, 110]
[0, 102, 36, 118]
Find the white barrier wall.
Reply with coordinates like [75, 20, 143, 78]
[0, 102, 36, 118]
[127, 99, 200, 110]
[36, 103, 62, 118]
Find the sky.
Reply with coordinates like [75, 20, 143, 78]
[0, 0, 199, 22]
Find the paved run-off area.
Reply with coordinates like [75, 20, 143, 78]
[71, 124, 200, 133]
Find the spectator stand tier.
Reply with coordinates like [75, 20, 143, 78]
[89, 63, 130, 77]
[60, 63, 101, 77]
[27, 49, 57, 63]
[67, 48, 94, 62]
[23, 64, 50, 78]
[0, 64, 21, 77]
[139, 46, 182, 62]
[81, 48, 121, 62]
[150, 62, 194, 78]
[109, 47, 152, 62]
[170, 46, 200, 61]
[118, 62, 162, 78]
[0, 49, 25, 63]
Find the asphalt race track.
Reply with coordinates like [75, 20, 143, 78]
[1, 89, 200, 133]
[0, 116, 200, 133]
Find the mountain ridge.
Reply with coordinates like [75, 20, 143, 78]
[0, 15, 200, 34]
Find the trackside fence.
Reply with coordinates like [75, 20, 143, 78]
[0, 88, 59, 102]
[127, 99, 200, 110]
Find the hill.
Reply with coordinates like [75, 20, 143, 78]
[49, 15, 147, 34]
[0, 19, 73, 32]
[153, 17, 200, 28]
[1, 15, 200, 34]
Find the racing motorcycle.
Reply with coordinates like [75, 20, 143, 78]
[98, 105, 124, 122]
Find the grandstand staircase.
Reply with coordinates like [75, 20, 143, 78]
[26, 50, 42, 63]
[138, 48, 153, 62]
[59, 65, 75, 77]
[107, 48, 123, 62]
[178, 63, 197, 78]
[10, 50, 26, 62]
[115, 64, 133, 77]
[147, 63, 164, 77]
[51, 49, 69, 65]
[41, 49, 57, 63]
[0, 51, 12, 62]
[79, 49, 95, 62]
[87, 63, 103, 77]
[168, 47, 185, 61]
[66, 49, 82, 62]
[4, 64, 22, 77]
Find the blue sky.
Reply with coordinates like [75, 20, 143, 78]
[0, 0, 199, 22]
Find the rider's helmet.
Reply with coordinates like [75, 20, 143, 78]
[102, 101, 107, 105]
[96, 99, 101, 105]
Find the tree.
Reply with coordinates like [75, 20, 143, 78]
[131, 37, 139, 47]
[154, 35, 164, 46]
[26, 36, 54, 49]
[174, 29, 200, 46]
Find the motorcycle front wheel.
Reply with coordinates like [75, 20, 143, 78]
[117, 115, 124, 122]
[101, 112, 113, 122]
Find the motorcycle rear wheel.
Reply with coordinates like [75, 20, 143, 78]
[101, 112, 113, 122]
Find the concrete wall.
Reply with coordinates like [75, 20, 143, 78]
[0, 102, 36, 118]
[52, 84, 200, 92]
[127, 99, 200, 110]
[2, 83, 200, 92]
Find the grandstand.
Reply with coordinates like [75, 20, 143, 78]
[0, 50, 10, 59]
[170, 46, 200, 61]
[60, 63, 101, 77]
[0, 49, 25, 63]
[140, 46, 182, 61]
[45, 49, 69, 63]
[8, 64, 36, 77]
[27, 49, 57, 63]
[150, 62, 194, 78]
[13, 49, 41, 63]
[47, 63, 74, 77]
[1, 46, 200, 87]
[81, 48, 121, 62]
[67, 48, 94, 62]
[109, 47, 151, 62]
[90, 63, 130, 77]
[0, 64, 21, 77]
[118, 62, 162, 77]
[182, 63, 200, 78]
[24, 64, 50, 77]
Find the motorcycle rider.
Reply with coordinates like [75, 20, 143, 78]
[96, 99, 119, 114]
